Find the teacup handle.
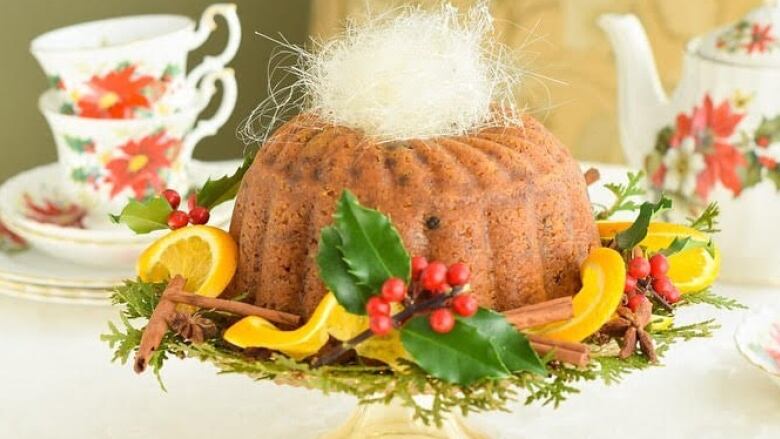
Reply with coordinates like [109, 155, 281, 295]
[181, 68, 238, 160]
[185, 3, 241, 90]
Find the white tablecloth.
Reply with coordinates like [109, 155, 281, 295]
[1, 163, 779, 438]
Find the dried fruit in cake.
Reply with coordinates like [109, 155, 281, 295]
[229, 114, 600, 318]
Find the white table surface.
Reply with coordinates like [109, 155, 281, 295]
[1, 163, 779, 439]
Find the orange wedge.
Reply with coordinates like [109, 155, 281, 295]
[137, 225, 238, 297]
[597, 222, 720, 293]
[530, 247, 625, 342]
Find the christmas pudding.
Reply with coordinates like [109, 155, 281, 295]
[105, 4, 730, 435]
[229, 113, 599, 318]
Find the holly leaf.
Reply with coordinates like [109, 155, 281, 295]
[333, 190, 410, 291]
[316, 226, 373, 314]
[466, 308, 547, 376]
[109, 197, 172, 234]
[195, 156, 253, 210]
[401, 315, 511, 385]
[614, 197, 672, 250]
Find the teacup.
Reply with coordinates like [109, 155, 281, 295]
[39, 68, 237, 215]
[30, 3, 240, 119]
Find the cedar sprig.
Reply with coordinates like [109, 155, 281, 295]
[680, 290, 746, 310]
[687, 202, 721, 234]
[102, 279, 719, 427]
[595, 171, 646, 220]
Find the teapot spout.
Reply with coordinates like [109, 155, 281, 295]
[599, 14, 669, 168]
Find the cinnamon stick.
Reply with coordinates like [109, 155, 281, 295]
[166, 292, 301, 327]
[527, 334, 590, 367]
[503, 297, 574, 330]
[134, 275, 184, 374]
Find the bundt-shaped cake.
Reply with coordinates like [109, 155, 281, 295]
[229, 113, 599, 318]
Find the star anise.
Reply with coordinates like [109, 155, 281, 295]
[600, 299, 658, 363]
[167, 312, 217, 344]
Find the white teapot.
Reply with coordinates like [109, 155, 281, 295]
[599, 1, 780, 285]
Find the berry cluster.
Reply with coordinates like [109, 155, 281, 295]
[162, 189, 211, 230]
[624, 252, 680, 312]
[365, 256, 478, 337]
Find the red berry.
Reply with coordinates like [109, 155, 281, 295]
[167, 210, 189, 229]
[161, 189, 181, 209]
[365, 296, 391, 316]
[452, 294, 478, 317]
[188, 206, 210, 225]
[369, 315, 393, 336]
[421, 261, 447, 292]
[628, 257, 651, 279]
[187, 194, 198, 211]
[381, 277, 406, 303]
[649, 254, 669, 278]
[757, 136, 770, 148]
[627, 294, 646, 312]
[446, 262, 471, 286]
[624, 275, 638, 293]
[429, 308, 455, 334]
[411, 256, 428, 279]
[652, 276, 674, 296]
[665, 287, 682, 304]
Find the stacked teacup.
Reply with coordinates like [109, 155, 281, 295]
[0, 4, 241, 304]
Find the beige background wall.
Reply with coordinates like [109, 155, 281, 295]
[311, 0, 761, 163]
[0, 0, 311, 181]
[0, 0, 762, 181]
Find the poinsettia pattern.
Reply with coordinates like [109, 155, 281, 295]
[72, 62, 180, 119]
[104, 130, 181, 200]
[716, 20, 779, 54]
[648, 93, 780, 203]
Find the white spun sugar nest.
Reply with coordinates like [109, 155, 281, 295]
[242, 3, 523, 143]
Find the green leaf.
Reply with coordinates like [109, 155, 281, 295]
[595, 171, 647, 220]
[109, 197, 173, 234]
[316, 226, 373, 314]
[659, 236, 713, 257]
[614, 197, 672, 250]
[687, 202, 721, 234]
[333, 190, 410, 291]
[401, 315, 510, 385]
[466, 308, 547, 376]
[64, 135, 93, 153]
[195, 156, 253, 210]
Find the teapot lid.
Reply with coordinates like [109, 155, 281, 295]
[698, 0, 780, 67]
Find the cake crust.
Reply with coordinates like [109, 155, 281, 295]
[229, 113, 599, 317]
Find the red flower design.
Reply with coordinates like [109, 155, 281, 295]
[104, 131, 181, 199]
[758, 156, 778, 170]
[669, 94, 746, 199]
[746, 23, 775, 54]
[77, 66, 161, 119]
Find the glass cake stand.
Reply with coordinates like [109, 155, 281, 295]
[319, 396, 488, 438]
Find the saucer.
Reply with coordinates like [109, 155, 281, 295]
[0, 245, 130, 288]
[0, 277, 111, 306]
[0, 159, 239, 243]
[734, 307, 780, 388]
[0, 160, 239, 267]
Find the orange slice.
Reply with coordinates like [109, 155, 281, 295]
[597, 222, 720, 293]
[137, 225, 238, 297]
[529, 247, 625, 342]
